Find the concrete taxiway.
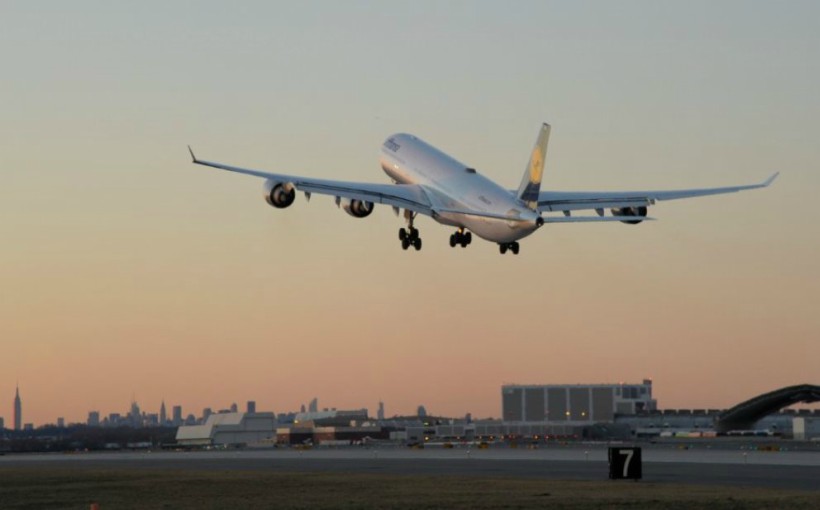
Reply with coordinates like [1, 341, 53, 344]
[2, 446, 819, 491]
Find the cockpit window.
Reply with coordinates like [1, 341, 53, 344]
[384, 139, 400, 152]
[465, 167, 477, 174]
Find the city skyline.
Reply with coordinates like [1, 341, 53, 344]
[2, 2, 819, 426]
[3, 383, 411, 427]
[3, 380, 816, 428]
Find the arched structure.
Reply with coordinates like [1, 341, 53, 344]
[716, 384, 820, 433]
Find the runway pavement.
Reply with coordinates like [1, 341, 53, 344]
[2, 446, 819, 491]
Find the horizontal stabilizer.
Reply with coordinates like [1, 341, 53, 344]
[433, 207, 536, 222]
[543, 216, 655, 224]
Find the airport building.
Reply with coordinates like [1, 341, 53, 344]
[277, 425, 388, 445]
[276, 408, 382, 444]
[616, 409, 820, 438]
[502, 380, 656, 425]
[792, 416, 820, 440]
[294, 409, 369, 427]
[176, 412, 275, 447]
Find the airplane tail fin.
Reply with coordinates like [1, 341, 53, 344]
[517, 123, 551, 210]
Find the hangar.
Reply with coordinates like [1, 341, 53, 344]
[502, 380, 657, 425]
[176, 412, 275, 446]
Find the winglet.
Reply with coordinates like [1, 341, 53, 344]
[763, 172, 780, 187]
[188, 145, 198, 163]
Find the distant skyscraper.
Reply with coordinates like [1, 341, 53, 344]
[202, 408, 213, 422]
[160, 400, 167, 425]
[13, 385, 22, 431]
[172, 405, 182, 426]
[308, 398, 318, 413]
[247, 401, 256, 413]
[130, 399, 141, 427]
[57, 417, 65, 428]
[88, 411, 100, 427]
[377, 401, 385, 421]
[230, 402, 238, 413]
[300, 404, 306, 413]
[0, 417, 5, 430]
[417, 405, 427, 418]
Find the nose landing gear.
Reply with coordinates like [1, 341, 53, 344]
[499, 242, 520, 255]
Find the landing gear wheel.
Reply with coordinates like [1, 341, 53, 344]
[400, 210, 421, 252]
[451, 230, 472, 249]
[399, 226, 420, 251]
[499, 242, 520, 254]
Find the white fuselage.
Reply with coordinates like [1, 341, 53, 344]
[378, 134, 541, 243]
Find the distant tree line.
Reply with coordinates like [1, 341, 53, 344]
[0, 425, 177, 453]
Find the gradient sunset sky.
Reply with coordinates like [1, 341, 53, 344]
[1, 1, 818, 425]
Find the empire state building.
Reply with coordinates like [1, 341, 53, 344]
[13, 385, 22, 431]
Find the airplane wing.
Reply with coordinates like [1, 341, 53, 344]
[189, 148, 435, 215]
[189, 148, 549, 223]
[536, 173, 779, 213]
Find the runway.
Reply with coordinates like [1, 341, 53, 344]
[3, 446, 819, 491]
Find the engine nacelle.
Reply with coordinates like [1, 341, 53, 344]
[341, 198, 374, 218]
[264, 181, 295, 209]
[611, 206, 648, 225]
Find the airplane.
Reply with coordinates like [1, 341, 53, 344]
[189, 123, 778, 255]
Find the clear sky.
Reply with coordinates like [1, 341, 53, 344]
[1, 1, 818, 425]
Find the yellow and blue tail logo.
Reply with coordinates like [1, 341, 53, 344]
[517, 123, 551, 210]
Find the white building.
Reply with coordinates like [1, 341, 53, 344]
[176, 412, 275, 446]
[793, 417, 820, 440]
[502, 380, 657, 425]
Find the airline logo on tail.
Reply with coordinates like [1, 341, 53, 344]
[529, 145, 544, 183]
[517, 123, 551, 209]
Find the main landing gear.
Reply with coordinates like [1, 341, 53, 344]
[399, 227, 422, 251]
[449, 229, 472, 248]
[499, 242, 520, 255]
[399, 210, 421, 251]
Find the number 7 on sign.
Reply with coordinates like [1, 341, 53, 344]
[619, 449, 634, 478]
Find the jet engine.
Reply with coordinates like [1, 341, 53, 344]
[264, 181, 295, 209]
[341, 199, 374, 218]
[611, 206, 648, 225]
